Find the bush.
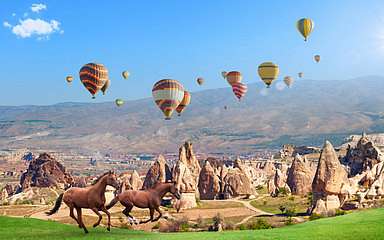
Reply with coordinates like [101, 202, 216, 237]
[288, 196, 295, 201]
[309, 213, 323, 221]
[285, 217, 294, 226]
[238, 224, 246, 230]
[248, 218, 272, 230]
[277, 187, 288, 196]
[335, 209, 347, 216]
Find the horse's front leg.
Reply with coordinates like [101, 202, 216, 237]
[90, 207, 102, 228]
[100, 206, 111, 231]
[139, 208, 154, 224]
[153, 206, 162, 221]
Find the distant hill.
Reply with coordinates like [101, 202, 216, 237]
[1, 76, 384, 154]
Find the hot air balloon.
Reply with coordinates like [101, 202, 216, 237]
[258, 62, 279, 88]
[226, 71, 242, 86]
[298, 72, 304, 78]
[284, 76, 294, 87]
[224, 105, 228, 110]
[314, 55, 320, 63]
[176, 91, 191, 116]
[101, 79, 110, 95]
[296, 18, 314, 41]
[221, 71, 227, 79]
[122, 71, 130, 79]
[231, 82, 248, 101]
[197, 77, 204, 86]
[115, 98, 125, 107]
[152, 79, 185, 120]
[79, 63, 109, 99]
[66, 75, 73, 84]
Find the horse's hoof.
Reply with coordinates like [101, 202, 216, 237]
[78, 225, 81, 229]
[107, 227, 110, 232]
[93, 224, 98, 228]
[84, 230, 89, 234]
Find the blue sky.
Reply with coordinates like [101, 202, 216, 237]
[1, 0, 384, 105]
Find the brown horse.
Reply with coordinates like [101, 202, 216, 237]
[46, 171, 120, 233]
[106, 182, 181, 224]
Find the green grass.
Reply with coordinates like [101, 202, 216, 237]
[0, 208, 383, 240]
[250, 195, 310, 214]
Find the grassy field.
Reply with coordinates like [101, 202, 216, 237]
[0, 208, 383, 240]
[250, 195, 310, 214]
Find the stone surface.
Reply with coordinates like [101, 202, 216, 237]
[287, 154, 316, 196]
[142, 155, 172, 189]
[120, 170, 143, 191]
[198, 160, 220, 200]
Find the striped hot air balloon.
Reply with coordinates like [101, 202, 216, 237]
[152, 79, 185, 120]
[101, 79, 110, 95]
[79, 63, 109, 99]
[232, 82, 248, 101]
[258, 62, 279, 88]
[297, 18, 314, 41]
[176, 91, 191, 116]
[284, 76, 294, 87]
[225, 71, 242, 86]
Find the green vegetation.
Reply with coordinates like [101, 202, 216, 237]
[251, 195, 309, 214]
[197, 200, 243, 209]
[0, 208, 383, 239]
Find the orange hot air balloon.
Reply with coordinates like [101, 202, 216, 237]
[225, 71, 242, 86]
[152, 79, 185, 120]
[176, 91, 191, 116]
[79, 63, 109, 99]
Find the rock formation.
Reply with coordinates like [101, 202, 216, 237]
[120, 170, 143, 191]
[142, 155, 172, 189]
[287, 154, 316, 196]
[268, 167, 291, 197]
[198, 160, 220, 200]
[311, 141, 349, 215]
[342, 132, 384, 176]
[19, 153, 73, 191]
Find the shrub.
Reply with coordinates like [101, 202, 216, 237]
[335, 209, 347, 216]
[285, 217, 294, 226]
[263, 200, 267, 206]
[238, 224, 246, 230]
[279, 205, 286, 214]
[248, 218, 272, 230]
[288, 196, 295, 201]
[277, 187, 288, 196]
[309, 213, 323, 221]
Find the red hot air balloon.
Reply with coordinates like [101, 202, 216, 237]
[231, 82, 248, 101]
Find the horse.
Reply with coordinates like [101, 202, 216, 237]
[46, 170, 120, 233]
[106, 181, 181, 224]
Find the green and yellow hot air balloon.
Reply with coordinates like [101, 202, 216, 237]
[296, 18, 314, 41]
[258, 62, 279, 88]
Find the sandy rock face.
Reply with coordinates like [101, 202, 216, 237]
[343, 133, 384, 176]
[268, 167, 291, 196]
[287, 154, 316, 196]
[311, 141, 349, 215]
[198, 160, 220, 200]
[120, 170, 143, 191]
[142, 155, 172, 189]
[19, 153, 73, 191]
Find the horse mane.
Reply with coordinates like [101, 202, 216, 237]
[91, 171, 111, 185]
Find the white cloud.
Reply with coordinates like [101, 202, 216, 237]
[11, 18, 62, 39]
[3, 21, 12, 28]
[275, 81, 286, 91]
[12, 13, 16, 17]
[31, 3, 47, 13]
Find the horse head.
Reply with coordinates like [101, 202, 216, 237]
[106, 170, 120, 190]
[169, 181, 181, 200]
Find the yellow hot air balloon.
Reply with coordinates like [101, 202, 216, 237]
[284, 76, 294, 87]
[152, 79, 185, 120]
[101, 79, 110, 95]
[296, 18, 314, 41]
[225, 71, 242, 86]
[115, 98, 125, 107]
[298, 72, 304, 78]
[258, 62, 279, 88]
[66, 75, 73, 84]
[197, 77, 204, 86]
[314, 55, 320, 63]
[122, 71, 130, 79]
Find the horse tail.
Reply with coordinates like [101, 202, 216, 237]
[46, 193, 64, 215]
[106, 195, 119, 210]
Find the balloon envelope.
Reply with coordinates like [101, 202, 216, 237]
[298, 72, 304, 78]
[101, 79, 110, 95]
[232, 82, 248, 100]
[284, 76, 294, 87]
[152, 79, 185, 120]
[296, 18, 314, 41]
[314, 55, 320, 63]
[122, 71, 130, 79]
[258, 62, 279, 88]
[79, 63, 109, 98]
[226, 71, 242, 86]
[221, 71, 227, 79]
[115, 98, 125, 107]
[197, 77, 204, 86]
[176, 91, 191, 115]
[66, 75, 73, 83]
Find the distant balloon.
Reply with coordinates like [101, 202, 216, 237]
[115, 98, 125, 107]
[296, 18, 314, 41]
[298, 72, 304, 78]
[122, 71, 130, 79]
[224, 105, 228, 110]
[152, 79, 185, 120]
[225, 71, 242, 86]
[197, 77, 204, 86]
[314, 55, 320, 63]
[176, 91, 191, 116]
[101, 79, 110, 95]
[66, 75, 73, 84]
[79, 63, 109, 99]
[258, 62, 279, 88]
[221, 71, 227, 79]
[283, 76, 294, 87]
[231, 82, 248, 101]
